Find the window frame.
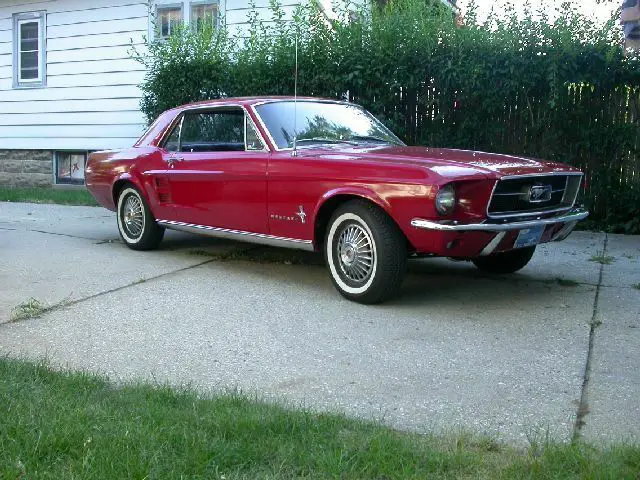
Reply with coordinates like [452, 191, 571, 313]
[53, 151, 88, 185]
[189, 0, 219, 31]
[12, 11, 46, 89]
[152, 1, 221, 39]
[154, 2, 184, 40]
[160, 107, 267, 153]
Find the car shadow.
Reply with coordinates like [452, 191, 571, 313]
[155, 233, 593, 308]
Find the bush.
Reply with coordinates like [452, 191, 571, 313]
[133, 0, 640, 233]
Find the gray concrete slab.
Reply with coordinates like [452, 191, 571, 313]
[1, 202, 638, 447]
[600, 234, 640, 288]
[0, 245, 594, 446]
[581, 234, 640, 444]
[0, 202, 246, 324]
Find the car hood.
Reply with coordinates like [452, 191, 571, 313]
[302, 145, 580, 178]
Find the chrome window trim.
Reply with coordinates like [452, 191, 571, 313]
[486, 172, 583, 219]
[250, 99, 405, 152]
[157, 220, 314, 251]
[499, 172, 584, 179]
[158, 105, 268, 153]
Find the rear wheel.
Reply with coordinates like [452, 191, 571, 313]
[472, 246, 536, 274]
[116, 185, 164, 250]
[324, 200, 407, 304]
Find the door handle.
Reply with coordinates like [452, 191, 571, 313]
[167, 155, 184, 168]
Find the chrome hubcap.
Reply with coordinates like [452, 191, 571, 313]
[337, 223, 374, 283]
[122, 194, 144, 238]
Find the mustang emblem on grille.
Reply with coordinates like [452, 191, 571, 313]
[527, 184, 553, 203]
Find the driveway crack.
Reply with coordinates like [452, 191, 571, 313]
[572, 233, 608, 441]
[1, 257, 222, 326]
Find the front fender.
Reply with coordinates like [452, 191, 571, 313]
[313, 186, 394, 221]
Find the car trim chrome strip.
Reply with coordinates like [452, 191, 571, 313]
[411, 208, 589, 232]
[499, 172, 584, 179]
[157, 220, 315, 251]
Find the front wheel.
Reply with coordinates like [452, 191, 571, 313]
[472, 246, 536, 274]
[325, 200, 407, 304]
[116, 185, 164, 250]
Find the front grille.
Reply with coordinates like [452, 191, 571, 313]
[488, 174, 581, 218]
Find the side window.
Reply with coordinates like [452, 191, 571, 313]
[245, 117, 264, 151]
[180, 110, 245, 152]
[164, 117, 182, 152]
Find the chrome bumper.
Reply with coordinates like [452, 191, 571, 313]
[410, 208, 589, 232]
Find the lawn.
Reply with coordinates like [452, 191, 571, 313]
[1, 358, 638, 479]
[0, 187, 97, 206]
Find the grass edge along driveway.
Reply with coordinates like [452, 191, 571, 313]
[1, 358, 639, 479]
[0, 187, 97, 206]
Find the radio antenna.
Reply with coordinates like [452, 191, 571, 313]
[292, 32, 298, 157]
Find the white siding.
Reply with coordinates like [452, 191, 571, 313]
[224, 0, 299, 38]
[0, 0, 303, 151]
[0, 0, 149, 150]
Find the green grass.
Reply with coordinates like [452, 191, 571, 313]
[1, 359, 639, 479]
[589, 254, 616, 265]
[633, 283, 640, 290]
[0, 187, 97, 206]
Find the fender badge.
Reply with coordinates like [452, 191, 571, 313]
[296, 205, 307, 224]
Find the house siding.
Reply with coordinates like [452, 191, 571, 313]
[0, 0, 149, 153]
[0, 0, 301, 187]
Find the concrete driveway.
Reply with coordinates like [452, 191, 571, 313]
[0, 202, 638, 446]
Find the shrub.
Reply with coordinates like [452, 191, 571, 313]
[133, 0, 640, 233]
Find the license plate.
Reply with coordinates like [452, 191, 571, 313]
[514, 225, 544, 248]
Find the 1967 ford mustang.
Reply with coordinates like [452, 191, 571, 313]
[86, 97, 588, 304]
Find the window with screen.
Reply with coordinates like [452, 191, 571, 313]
[13, 12, 45, 88]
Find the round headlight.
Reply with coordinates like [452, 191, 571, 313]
[435, 184, 456, 216]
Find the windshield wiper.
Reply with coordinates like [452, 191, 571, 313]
[294, 138, 357, 146]
[349, 135, 393, 144]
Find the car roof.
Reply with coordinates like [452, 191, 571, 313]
[173, 96, 347, 111]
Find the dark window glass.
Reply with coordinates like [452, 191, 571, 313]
[19, 20, 39, 80]
[180, 110, 245, 152]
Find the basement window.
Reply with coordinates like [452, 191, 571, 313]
[12, 11, 46, 88]
[55, 152, 87, 185]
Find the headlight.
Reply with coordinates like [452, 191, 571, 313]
[435, 184, 456, 216]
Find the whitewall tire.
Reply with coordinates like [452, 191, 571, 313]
[116, 186, 164, 250]
[325, 200, 407, 304]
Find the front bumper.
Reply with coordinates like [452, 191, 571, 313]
[410, 208, 589, 232]
[409, 208, 589, 256]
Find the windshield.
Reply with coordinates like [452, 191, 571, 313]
[254, 101, 404, 150]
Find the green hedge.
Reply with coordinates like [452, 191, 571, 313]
[134, 0, 640, 233]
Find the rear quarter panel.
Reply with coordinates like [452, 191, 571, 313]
[85, 147, 166, 213]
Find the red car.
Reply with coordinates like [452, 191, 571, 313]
[86, 97, 588, 304]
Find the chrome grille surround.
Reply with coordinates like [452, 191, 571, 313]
[487, 172, 583, 219]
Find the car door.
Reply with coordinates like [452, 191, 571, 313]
[162, 107, 269, 234]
